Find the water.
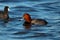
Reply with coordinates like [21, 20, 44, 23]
[0, 0, 60, 40]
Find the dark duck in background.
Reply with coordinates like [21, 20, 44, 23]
[0, 6, 9, 23]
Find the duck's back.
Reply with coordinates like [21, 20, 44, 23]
[31, 19, 47, 25]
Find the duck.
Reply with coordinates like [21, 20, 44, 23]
[0, 6, 9, 23]
[23, 13, 48, 25]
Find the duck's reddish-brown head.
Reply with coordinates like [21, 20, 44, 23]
[23, 13, 31, 23]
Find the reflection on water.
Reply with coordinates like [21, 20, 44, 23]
[23, 21, 32, 30]
[0, 0, 60, 40]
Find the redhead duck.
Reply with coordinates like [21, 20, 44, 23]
[23, 13, 48, 25]
[0, 6, 9, 23]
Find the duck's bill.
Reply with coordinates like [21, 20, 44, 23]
[8, 8, 11, 11]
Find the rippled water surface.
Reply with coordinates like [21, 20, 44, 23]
[0, 0, 60, 40]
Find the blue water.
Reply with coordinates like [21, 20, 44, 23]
[0, 0, 60, 40]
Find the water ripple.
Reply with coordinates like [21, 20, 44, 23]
[10, 6, 38, 12]
[0, 0, 60, 40]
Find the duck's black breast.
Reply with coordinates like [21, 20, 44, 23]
[23, 21, 31, 26]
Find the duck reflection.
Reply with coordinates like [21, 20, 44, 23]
[12, 21, 31, 35]
[23, 21, 32, 30]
